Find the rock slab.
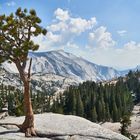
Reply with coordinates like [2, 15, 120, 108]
[0, 113, 129, 140]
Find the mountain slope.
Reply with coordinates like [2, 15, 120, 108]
[0, 50, 128, 94]
[0, 67, 79, 94]
[30, 50, 124, 81]
[2, 50, 125, 82]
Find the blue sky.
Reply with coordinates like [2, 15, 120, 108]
[0, 0, 140, 70]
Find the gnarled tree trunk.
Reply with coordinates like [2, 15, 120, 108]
[20, 80, 36, 137]
[0, 59, 36, 137]
[15, 59, 36, 137]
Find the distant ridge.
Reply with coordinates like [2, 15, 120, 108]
[2, 50, 126, 82]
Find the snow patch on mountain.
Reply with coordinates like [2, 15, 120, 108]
[2, 50, 125, 82]
[0, 50, 128, 94]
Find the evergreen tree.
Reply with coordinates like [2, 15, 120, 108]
[76, 91, 84, 117]
[91, 106, 97, 122]
[119, 115, 137, 140]
[71, 91, 77, 115]
[0, 8, 47, 136]
[105, 103, 111, 121]
[64, 89, 76, 115]
[112, 101, 119, 122]
[101, 98, 106, 122]
[96, 100, 103, 121]
[7, 93, 15, 115]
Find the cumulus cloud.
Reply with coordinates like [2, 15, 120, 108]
[33, 8, 140, 70]
[49, 22, 68, 32]
[69, 17, 97, 34]
[49, 8, 97, 35]
[88, 26, 116, 49]
[82, 40, 140, 70]
[35, 8, 97, 51]
[47, 32, 62, 43]
[6, 1, 16, 6]
[54, 8, 69, 21]
[66, 42, 79, 49]
[49, 9, 97, 47]
[123, 41, 140, 50]
[117, 30, 127, 37]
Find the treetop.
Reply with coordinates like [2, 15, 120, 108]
[0, 8, 47, 64]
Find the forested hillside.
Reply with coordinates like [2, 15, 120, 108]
[125, 70, 140, 103]
[0, 84, 51, 116]
[52, 79, 134, 122]
[1, 70, 140, 122]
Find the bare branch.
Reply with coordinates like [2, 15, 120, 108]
[28, 58, 32, 80]
[27, 26, 31, 41]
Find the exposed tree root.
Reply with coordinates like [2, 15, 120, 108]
[19, 115, 37, 137]
[20, 126, 37, 137]
[0, 122, 37, 137]
[0, 123, 21, 129]
[0, 123, 109, 139]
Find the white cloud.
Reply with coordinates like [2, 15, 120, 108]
[82, 41, 140, 70]
[35, 8, 97, 51]
[69, 17, 97, 34]
[49, 22, 68, 32]
[117, 30, 127, 37]
[33, 8, 140, 70]
[6, 1, 16, 6]
[54, 8, 69, 21]
[47, 32, 62, 43]
[88, 26, 116, 49]
[66, 42, 79, 49]
[32, 35, 48, 51]
[123, 41, 140, 50]
[49, 8, 97, 35]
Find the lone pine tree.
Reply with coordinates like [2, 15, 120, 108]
[0, 8, 47, 137]
[119, 115, 137, 140]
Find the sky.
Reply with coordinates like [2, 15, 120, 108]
[0, 0, 140, 70]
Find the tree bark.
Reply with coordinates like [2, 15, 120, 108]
[14, 59, 36, 137]
[0, 73, 36, 137]
[19, 80, 36, 137]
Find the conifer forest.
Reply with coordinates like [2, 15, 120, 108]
[1, 70, 140, 123]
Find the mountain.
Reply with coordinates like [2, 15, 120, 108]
[0, 50, 127, 94]
[0, 67, 79, 94]
[2, 50, 125, 82]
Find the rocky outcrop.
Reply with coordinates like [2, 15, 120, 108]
[0, 113, 129, 140]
